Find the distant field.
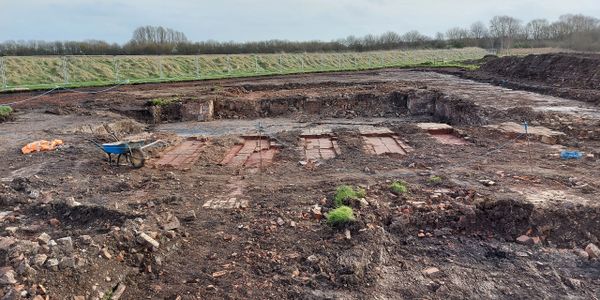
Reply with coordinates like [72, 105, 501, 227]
[0, 48, 495, 91]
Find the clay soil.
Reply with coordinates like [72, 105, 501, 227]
[1, 62, 600, 299]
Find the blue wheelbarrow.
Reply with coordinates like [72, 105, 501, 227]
[89, 139, 165, 168]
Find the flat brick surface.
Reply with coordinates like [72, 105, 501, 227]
[299, 134, 340, 161]
[361, 128, 412, 155]
[221, 137, 279, 168]
[429, 132, 468, 145]
[155, 140, 206, 168]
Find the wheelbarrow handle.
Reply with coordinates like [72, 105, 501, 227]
[86, 139, 105, 149]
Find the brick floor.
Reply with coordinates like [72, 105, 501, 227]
[221, 137, 280, 168]
[202, 178, 249, 209]
[154, 139, 206, 169]
[360, 127, 412, 155]
[299, 129, 340, 161]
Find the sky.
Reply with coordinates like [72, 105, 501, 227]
[1, 0, 599, 43]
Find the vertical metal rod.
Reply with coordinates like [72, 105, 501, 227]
[300, 54, 304, 72]
[0, 56, 7, 90]
[62, 56, 69, 85]
[195, 56, 200, 79]
[254, 55, 259, 73]
[278, 54, 283, 73]
[113, 56, 120, 83]
[524, 121, 533, 173]
[226, 55, 232, 75]
[158, 56, 164, 80]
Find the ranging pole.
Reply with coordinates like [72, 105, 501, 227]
[0, 56, 7, 90]
[62, 56, 69, 85]
[195, 56, 200, 79]
[113, 56, 120, 83]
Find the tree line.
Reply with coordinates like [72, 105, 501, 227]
[1, 15, 599, 56]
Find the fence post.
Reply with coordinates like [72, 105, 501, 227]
[0, 57, 7, 90]
[62, 56, 69, 85]
[337, 53, 342, 69]
[301, 53, 305, 72]
[379, 53, 384, 67]
[195, 56, 200, 79]
[226, 55, 232, 75]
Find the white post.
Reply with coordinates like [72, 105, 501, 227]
[113, 56, 120, 83]
[254, 55, 259, 73]
[195, 56, 200, 79]
[158, 56, 164, 80]
[62, 56, 69, 85]
[0, 57, 7, 90]
[226, 55, 232, 74]
[278, 54, 283, 73]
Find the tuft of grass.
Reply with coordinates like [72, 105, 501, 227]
[334, 185, 366, 207]
[0, 106, 13, 120]
[390, 181, 408, 195]
[427, 175, 443, 185]
[327, 206, 355, 226]
[147, 98, 175, 106]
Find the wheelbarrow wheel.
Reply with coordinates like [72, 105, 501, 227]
[129, 148, 145, 168]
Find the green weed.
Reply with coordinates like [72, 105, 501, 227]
[427, 175, 443, 185]
[147, 98, 175, 106]
[334, 185, 366, 207]
[0, 106, 13, 120]
[390, 181, 408, 194]
[327, 206, 355, 226]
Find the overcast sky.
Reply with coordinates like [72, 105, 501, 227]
[1, 0, 599, 43]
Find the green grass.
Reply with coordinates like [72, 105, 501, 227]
[334, 185, 366, 207]
[147, 97, 177, 106]
[427, 175, 443, 185]
[327, 206, 356, 226]
[390, 181, 409, 195]
[0, 106, 12, 120]
[0, 48, 490, 91]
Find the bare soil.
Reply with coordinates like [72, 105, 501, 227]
[0, 62, 600, 299]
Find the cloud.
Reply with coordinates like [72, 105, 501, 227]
[1, 0, 599, 43]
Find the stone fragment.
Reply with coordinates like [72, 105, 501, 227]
[585, 243, 600, 259]
[0, 268, 17, 285]
[162, 217, 180, 231]
[138, 232, 160, 249]
[422, 267, 440, 276]
[516, 235, 532, 245]
[32, 254, 47, 267]
[37, 233, 51, 245]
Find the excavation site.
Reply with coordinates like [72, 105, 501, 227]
[1, 53, 600, 299]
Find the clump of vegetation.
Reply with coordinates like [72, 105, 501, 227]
[390, 181, 408, 194]
[0, 106, 13, 121]
[147, 98, 176, 106]
[427, 175, 443, 185]
[334, 185, 366, 207]
[327, 206, 355, 226]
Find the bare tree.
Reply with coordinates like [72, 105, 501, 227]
[470, 21, 489, 40]
[489, 16, 523, 49]
[525, 19, 550, 40]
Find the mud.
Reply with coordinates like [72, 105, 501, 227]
[0, 63, 599, 299]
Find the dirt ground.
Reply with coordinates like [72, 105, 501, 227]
[1, 58, 600, 299]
